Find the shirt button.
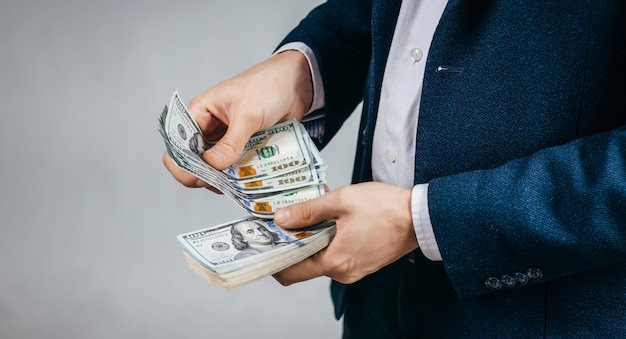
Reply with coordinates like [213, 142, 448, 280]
[410, 48, 423, 62]
[386, 150, 396, 163]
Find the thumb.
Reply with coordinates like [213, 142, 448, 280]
[274, 192, 338, 229]
[203, 120, 257, 170]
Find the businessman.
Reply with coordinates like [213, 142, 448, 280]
[163, 0, 626, 337]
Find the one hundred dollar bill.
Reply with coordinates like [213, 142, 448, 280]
[158, 90, 327, 217]
[244, 185, 326, 218]
[226, 120, 312, 182]
[177, 217, 336, 284]
[230, 164, 323, 194]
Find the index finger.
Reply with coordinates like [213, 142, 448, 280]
[272, 248, 328, 285]
[201, 117, 260, 170]
[162, 151, 201, 187]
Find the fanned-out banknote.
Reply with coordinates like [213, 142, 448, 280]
[178, 217, 336, 290]
[159, 91, 335, 289]
[158, 90, 327, 218]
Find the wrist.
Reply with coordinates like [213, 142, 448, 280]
[395, 186, 419, 250]
[273, 50, 313, 120]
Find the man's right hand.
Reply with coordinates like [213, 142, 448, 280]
[162, 50, 313, 190]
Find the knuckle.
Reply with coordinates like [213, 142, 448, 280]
[337, 275, 360, 285]
[326, 256, 351, 276]
[217, 135, 241, 154]
[323, 254, 365, 285]
[296, 201, 314, 223]
[333, 186, 354, 207]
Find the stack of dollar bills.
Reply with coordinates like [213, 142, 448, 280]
[177, 217, 336, 290]
[159, 91, 327, 218]
[159, 91, 335, 289]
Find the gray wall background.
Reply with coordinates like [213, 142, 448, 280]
[0, 1, 362, 338]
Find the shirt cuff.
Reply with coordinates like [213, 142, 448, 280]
[274, 42, 325, 114]
[412, 183, 443, 261]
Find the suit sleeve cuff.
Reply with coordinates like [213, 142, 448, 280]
[412, 184, 443, 261]
[274, 42, 325, 114]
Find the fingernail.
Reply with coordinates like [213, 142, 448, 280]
[274, 208, 290, 225]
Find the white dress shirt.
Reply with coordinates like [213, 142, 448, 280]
[276, 0, 448, 261]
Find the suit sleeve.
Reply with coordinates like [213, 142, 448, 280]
[428, 127, 626, 298]
[277, 0, 373, 149]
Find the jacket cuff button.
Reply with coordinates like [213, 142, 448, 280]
[513, 272, 529, 285]
[500, 274, 516, 288]
[526, 268, 543, 280]
[484, 277, 502, 290]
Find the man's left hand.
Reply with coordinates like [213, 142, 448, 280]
[272, 182, 419, 285]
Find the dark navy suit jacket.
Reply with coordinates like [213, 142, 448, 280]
[280, 0, 626, 336]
